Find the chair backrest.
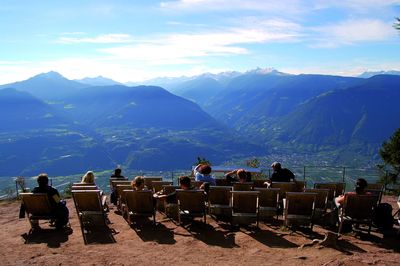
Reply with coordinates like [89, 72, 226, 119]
[215, 179, 229, 186]
[314, 183, 337, 200]
[191, 181, 204, 189]
[254, 188, 279, 208]
[143, 177, 163, 190]
[21, 193, 53, 216]
[124, 190, 155, 214]
[231, 191, 259, 213]
[72, 190, 103, 212]
[162, 185, 180, 195]
[208, 186, 232, 206]
[366, 183, 384, 191]
[233, 182, 253, 191]
[295, 180, 306, 191]
[253, 180, 267, 188]
[72, 183, 95, 186]
[342, 194, 377, 220]
[152, 181, 173, 193]
[176, 189, 205, 213]
[271, 182, 297, 199]
[110, 180, 131, 191]
[334, 183, 346, 197]
[71, 185, 98, 190]
[285, 192, 316, 216]
[116, 184, 133, 200]
[304, 188, 329, 209]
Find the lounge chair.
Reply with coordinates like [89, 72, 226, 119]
[20, 193, 55, 232]
[284, 192, 316, 229]
[72, 190, 109, 244]
[254, 188, 280, 220]
[295, 180, 306, 192]
[72, 182, 95, 186]
[143, 176, 163, 191]
[116, 184, 133, 212]
[109, 179, 129, 192]
[304, 188, 329, 220]
[271, 182, 297, 199]
[338, 194, 378, 235]
[124, 190, 156, 225]
[176, 189, 207, 224]
[314, 182, 345, 208]
[232, 182, 253, 191]
[231, 191, 259, 227]
[152, 181, 173, 193]
[208, 186, 232, 217]
[71, 185, 98, 190]
[161, 185, 180, 218]
[365, 189, 383, 204]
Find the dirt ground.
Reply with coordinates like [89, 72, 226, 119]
[0, 195, 399, 266]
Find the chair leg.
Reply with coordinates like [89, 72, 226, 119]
[338, 220, 343, 235]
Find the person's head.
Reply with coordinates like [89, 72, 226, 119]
[199, 165, 212, 175]
[131, 176, 145, 190]
[114, 168, 122, 176]
[81, 171, 95, 184]
[37, 173, 49, 187]
[237, 169, 247, 183]
[271, 162, 282, 171]
[179, 176, 191, 189]
[355, 178, 368, 194]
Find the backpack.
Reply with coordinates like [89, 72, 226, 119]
[373, 203, 394, 230]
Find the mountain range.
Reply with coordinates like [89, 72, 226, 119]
[0, 69, 399, 176]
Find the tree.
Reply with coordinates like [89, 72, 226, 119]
[379, 128, 400, 186]
[395, 17, 400, 31]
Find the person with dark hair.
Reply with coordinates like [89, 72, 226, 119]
[264, 162, 295, 186]
[32, 173, 69, 229]
[131, 176, 147, 191]
[154, 176, 193, 202]
[110, 168, 125, 179]
[335, 178, 370, 206]
[193, 164, 216, 185]
[225, 169, 251, 185]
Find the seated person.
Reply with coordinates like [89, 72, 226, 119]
[225, 169, 251, 185]
[32, 173, 69, 229]
[81, 170, 95, 184]
[335, 178, 370, 207]
[193, 164, 216, 186]
[154, 176, 194, 203]
[110, 167, 126, 179]
[264, 162, 295, 186]
[131, 176, 148, 191]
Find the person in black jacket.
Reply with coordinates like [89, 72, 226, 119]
[32, 173, 69, 229]
[264, 162, 295, 186]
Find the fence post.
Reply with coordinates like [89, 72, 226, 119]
[303, 166, 306, 181]
[342, 167, 346, 182]
[15, 180, 18, 197]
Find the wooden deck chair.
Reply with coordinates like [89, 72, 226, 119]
[271, 182, 297, 199]
[191, 181, 204, 189]
[208, 186, 232, 217]
[71, 185, 98, 190]
[254, 188, 280, 220]
[176, 189, 206, 224]
[253, 180, 267, 188]
[314, 182, 344, 208]
[116, 184, 132, 212]
[215, 179, 229, 186]
[304, 188, 329, 220]
[334, 183, 346, 198]
[284, 192, 316, 229]
[162, 185, 180, 217]
[338, 194, 378, 235]
[20, 193, 55, 232]
[72, 182, 95, 186]
[295, 180, 306, 192]
[72, 190, 108, 243]
[233, 182, 253, 191]
[365, 189, 383, 204]
[124, 190, 156, 225]
[109, 178, 129, 191]
[143, 176, 163, 191]
[231, 191, 259, 227]
[152, 181, 173, 193]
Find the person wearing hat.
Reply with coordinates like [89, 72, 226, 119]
[264, 162, 295, 186]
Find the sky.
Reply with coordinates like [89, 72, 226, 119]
[0, 0, 399, 84]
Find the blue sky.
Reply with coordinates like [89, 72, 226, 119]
[0, 0, 399, 83]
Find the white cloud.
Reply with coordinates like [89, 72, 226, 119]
[57, 33, 133, 44]
[311, 19, 396, 48]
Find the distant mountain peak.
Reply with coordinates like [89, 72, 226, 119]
[358, 70, 400, 78]
[75, 76, 122, 86]
[34, 71, 65, 80]
[246, 67, 289, 76]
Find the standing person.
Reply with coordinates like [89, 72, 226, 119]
[110, 168, 125, 179]
[264, 162, 295, 186]
[32, 173, 69, 229]
[193, 164, 216, 186]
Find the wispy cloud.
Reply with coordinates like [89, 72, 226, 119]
[57, 33, 133, 44]
[311, 19, 396, 48]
